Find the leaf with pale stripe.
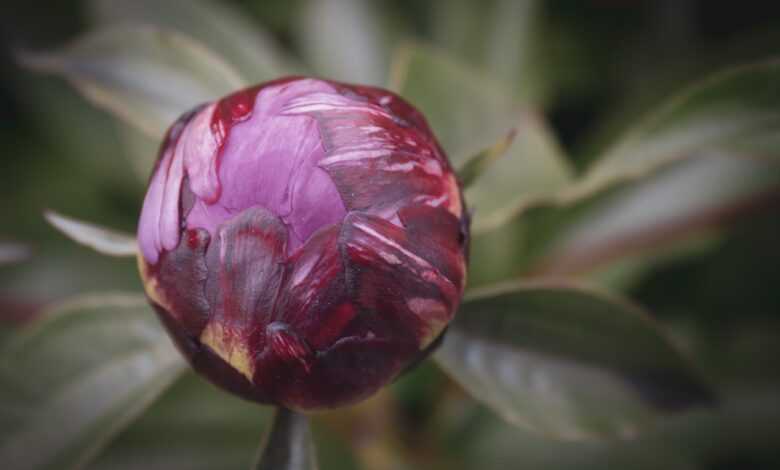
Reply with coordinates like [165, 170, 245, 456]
[435, 281, 714, 440]
[392, 43, 572, 229]
[0, 293, 185, 470]
[18, 25, 245, 139]
[44, 210, 136, 257]
[88, 0, 298, 83]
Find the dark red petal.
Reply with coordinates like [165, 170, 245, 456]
[339, 212, 459, 349]
[281, 88, 458, 218]
[266, 321, 314, 373]
[203, 207, 288, 351]
[334, 83, 434, 138]
[292, 335, 408, 409]
[275, 225, 358, 350]
[398, 204, 468, 290]
[323, 152, 452, 218]
[209, 76, 310, 162]
[149, 227, 211, 336]
[152, 303, 270, 403]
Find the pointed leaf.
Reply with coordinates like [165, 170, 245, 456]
[534, 153, 780, 282]
[474, 59, 780, 233]
[470, 155, 779, 287]
[392, 43, 572, 226]
[0, 293, 185, 470]
[19, 25, 246, 138]
[435, 281, 714, 440]
[88, 0, 298, 83]
[44, 210, 137, 257]
[391, 42, 517, 162]
[466, 112, 572, 229]
[253, 408, 318, 470]
[583, 59, 780, 198]
[458, 128, 517, 188]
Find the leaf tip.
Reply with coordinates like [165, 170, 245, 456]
[42, 209, 138, 257]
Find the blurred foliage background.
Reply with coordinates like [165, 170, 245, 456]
[1, 1, 780, 469]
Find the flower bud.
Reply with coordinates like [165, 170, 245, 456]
[138, 77, 468, 409]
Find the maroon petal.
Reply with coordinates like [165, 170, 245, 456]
[152, 304, 270, 403]
[281, 89, 460, 220]
[205, 207, 287, 325]
[290, 335, 408, 409]
[398, 204, 468, 290]
[340, 212, 459, 350]
[275, 225, 358, 351]
[199, 207, 288, 381]
[333, 84, 434, 136]
[145, 227, 211, 336]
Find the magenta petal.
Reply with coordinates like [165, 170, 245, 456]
[138, 107, 203, 264]
[137, 151, 167, 264]
[188, 80, 346, 253]
[333, 84, 434, 136]
[181, 103, 220, 203]
[138, 140, 181, 264]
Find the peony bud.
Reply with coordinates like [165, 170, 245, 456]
[137, 77, 468, 410]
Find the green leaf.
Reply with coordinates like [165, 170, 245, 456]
[114, 122, 160, 181]
[89, 372, 272, 470]
[253, 408, 318, 470]
[466, 388, 780, 470]
[457, 129, 517, 188]
[88, 0, 298, 83]
[0, 249, 140, 308]
[473, 59, 780, 233]
[0, 293, 185, 470]
[44, 210, 137, 257]
[483, 0, 544, 103]
[435, 281, 713, 440]
[466, 112, 572, 228]
[431, 0, 544, 103]
[391, 42, 515, 162]
[392, 43, 572, 227]
[588, 59, 780, 183]
[533, 153, 780, 283]
[297, 0, 388, 85]
[18, 25, 246, 139]
[430, 0, 492, 70]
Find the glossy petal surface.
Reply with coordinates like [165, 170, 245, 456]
[137, 77, 468, 409]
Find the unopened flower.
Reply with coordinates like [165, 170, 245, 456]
[137, 77, 468, 410]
